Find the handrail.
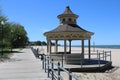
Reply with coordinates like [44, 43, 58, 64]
[42, 54, 81, 80]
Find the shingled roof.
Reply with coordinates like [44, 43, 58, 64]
[63, 6, 73, 14]
[46, 24, 89, 33]
[44, 6, 94, 40]
[57, 6, 78, 18]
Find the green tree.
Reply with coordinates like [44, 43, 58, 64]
[0, 6, 28, 50]
[42, 41, 47, 45]
[36, 41, 42, 45]
[0, 21, 29, 48]
[11, 23, 28, 48]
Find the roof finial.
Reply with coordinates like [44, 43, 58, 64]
[63, 6, 73, 14]
[57, 6, 79, 19]
[66, 6, 69, 8]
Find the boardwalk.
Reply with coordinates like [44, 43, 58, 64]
[0, 48, 50, 80]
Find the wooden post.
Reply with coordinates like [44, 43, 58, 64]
[50, 40, 52, 54]
[47, 56, 50, 77]
[42, 54, 44, 69]
[103, 50, 104, 60]
[98, 53, 100, 71]
[45, 55, 46, 72]
[47, 40, 49, 53]
[88, 39, 91, 60]
[82, 40, 84, 59]
[97, 50, 99, 59]
[69, 69, 72, 80]
[58, 62, 60, 80]
[55, 40, 58, 53]
[64, 40, 67, 61]
[110, 51, 111, 61]
[81, 58, 83, 68]
[69, 40, 71, 53]
[62, 54, 64, 67]
[105, 52, 106, 61]
[52, 59, 54, 80]
[48, 40, 50, 53]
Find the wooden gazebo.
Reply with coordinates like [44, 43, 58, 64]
[44, 6, 94, 60]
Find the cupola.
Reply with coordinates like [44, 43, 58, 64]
[57, 6, 79, 25]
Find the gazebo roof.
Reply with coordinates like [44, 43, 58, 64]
[45, 24, 92, 33]
[44, 24, 94, 40]
[44, 6, 94, 40]
[57, 6, 78, 18]
[62, 6, 74, 14]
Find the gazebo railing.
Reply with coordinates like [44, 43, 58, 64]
[49, 50, 111, 62]
[90, 50, 111, 61]
[47, 50, 112, 71]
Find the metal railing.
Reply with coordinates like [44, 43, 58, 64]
[42, 54, 81, 80]
[94, 50, 111, 61]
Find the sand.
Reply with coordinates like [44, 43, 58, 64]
[34, 46, 120, 80]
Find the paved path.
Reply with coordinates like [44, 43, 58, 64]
[0, 48, 50, 80]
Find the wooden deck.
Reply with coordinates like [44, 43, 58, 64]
[50, 53, 112, 72]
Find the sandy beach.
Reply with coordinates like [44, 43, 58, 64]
[34, 46, 120, 80]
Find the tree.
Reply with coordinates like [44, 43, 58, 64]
[42, 41, 47, 45]
[0, 6, 28, 48]
[0, 22, 29, 48]
[36, 41, 42, 45]
[11, 23, 28, 48]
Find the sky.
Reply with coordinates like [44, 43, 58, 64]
[0, 0, 120, 45]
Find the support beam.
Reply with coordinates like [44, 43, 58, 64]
[69, 40, 71, 53]
[81, 40, 84, 59]
[88, 39, 91, 60]
[49, 40, 51, 54]
[47, 40, 49, 53]
[55, 40, 58, 53]
[64, 40, 67, 60]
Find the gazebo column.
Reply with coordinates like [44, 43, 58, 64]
[69, 40, 72, 53]
[88, 39, 91, 60]
[81, 40, 84, 59]
[48, 40, 52, 54]
[47, 40, 49, 53]
[55, 40, 58, 53]
[64, 40, 67, 60]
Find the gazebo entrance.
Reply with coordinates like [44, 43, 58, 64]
[47, 40, 91, 59]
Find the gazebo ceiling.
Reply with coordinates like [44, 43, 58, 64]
[44, 6, 94, 40]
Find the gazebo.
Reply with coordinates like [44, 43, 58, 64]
[44, 6, 94, 61]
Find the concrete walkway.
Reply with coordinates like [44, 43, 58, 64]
[0, 48, 50, 80]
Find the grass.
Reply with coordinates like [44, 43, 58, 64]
[0, 47, 24, 62]
[0, 53, 12, 58]
[0, 48, 13, 61]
